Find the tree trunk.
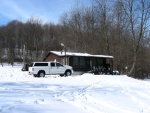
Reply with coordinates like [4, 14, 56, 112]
[128, 52, 137, 77]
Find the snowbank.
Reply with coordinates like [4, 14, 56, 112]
[0, 65, 150, 113]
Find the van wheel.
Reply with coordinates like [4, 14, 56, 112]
[38, 71, 45, 77]
[65, 70, 71, 76]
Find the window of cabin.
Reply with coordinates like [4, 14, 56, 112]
[79, 57, 86, 68]
[73, 57, 78, 68]
[98, 59, 103, 66]
[73, 57, 86, 68]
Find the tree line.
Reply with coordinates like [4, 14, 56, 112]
[0, 0, 150, 79]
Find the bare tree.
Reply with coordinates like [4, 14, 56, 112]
[5, 20, 20, 66]
[60, 10, 85, 52]
[68, 8, 84, 52]
[123, 0, 150, 77]
[0, 26, 4, 66]
[82, 6, 97, 54]
[108, 0, 131, 73]
[42, 23, 60, 57]
[24, 17, 43, 61]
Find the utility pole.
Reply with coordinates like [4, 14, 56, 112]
[61, 43, 67, 65]
[64, 46, 66, 65]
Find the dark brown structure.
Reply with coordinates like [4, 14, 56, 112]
[44, 51, 114, 74]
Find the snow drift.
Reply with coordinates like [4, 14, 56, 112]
[0, 64, 150, 113]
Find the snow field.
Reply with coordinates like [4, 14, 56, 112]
[0, 65, 150, 113]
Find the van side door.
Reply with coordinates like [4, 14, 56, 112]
[56, 62, 66, 74]
[50, 62, 57, 74]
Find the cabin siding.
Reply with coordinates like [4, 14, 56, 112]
[45, 53, 61, 62]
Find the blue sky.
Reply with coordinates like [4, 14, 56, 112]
[0, 0, 91, 25]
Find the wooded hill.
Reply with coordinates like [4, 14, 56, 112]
[0, 0, 150, 79]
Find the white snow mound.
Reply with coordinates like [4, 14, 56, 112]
[0, 64, 150, 113]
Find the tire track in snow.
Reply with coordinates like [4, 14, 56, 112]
[123, 87, 150, 113]
[56, 79, 132, 113]
[70, 85, 137, 113]
[54, 80, 103, 113]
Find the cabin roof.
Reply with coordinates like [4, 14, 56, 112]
[50, 51, 114, 58]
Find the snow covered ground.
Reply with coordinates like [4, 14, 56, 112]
[0, 64, 150, 113]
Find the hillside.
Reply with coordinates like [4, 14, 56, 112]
[0, 64, 150, 113]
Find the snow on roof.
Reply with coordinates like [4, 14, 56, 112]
[50, 51, 91, 56]
[90, 55, 114, 58]
[50, 51, 114, 58]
